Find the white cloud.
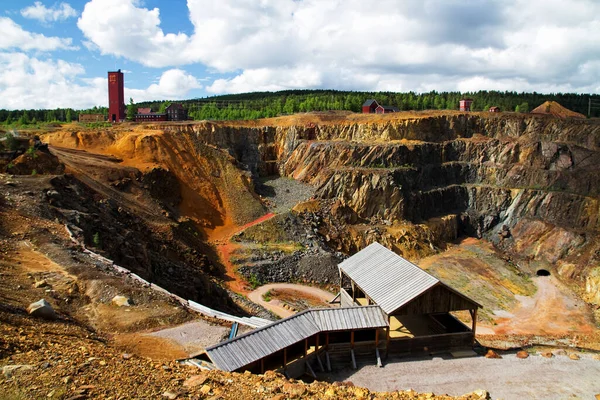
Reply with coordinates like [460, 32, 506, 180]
[73, 0, 600, 94]
[21, 1, 78, 23]
[126, 69, 201, 102]
[0, 17, 77, 51]
[0, 54, 201, 110]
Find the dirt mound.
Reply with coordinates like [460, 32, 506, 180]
[531, 101, 586, 119]
[5, 150, 64, 175]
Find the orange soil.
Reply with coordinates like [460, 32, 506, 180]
[531, 101, 586, 119]
[210, 213, 276, 293]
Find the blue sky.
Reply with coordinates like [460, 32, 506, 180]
[0, 0, 599, 110]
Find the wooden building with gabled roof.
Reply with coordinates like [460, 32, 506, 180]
[198, 243, 481, 377]
[338, 242, 481, 354]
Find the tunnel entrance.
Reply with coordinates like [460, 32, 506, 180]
[536, 269, 551, 276]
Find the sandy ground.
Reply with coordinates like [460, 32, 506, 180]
[248, 283, 336, 318]
[481, 275, 596, 336]
[321, 352, 600, 399]
[149, 320, 229, 356]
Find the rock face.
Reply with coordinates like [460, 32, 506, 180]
[27, 299, 57, 320]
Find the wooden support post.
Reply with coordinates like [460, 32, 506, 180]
[350, 349, 357, 370]
[304, 338, 308, 358]
[306, 361, 317, 379]
[325, 351, 331, 372]
[376, 348, 382, 368]
[260, 358, 265, 374]
[351, 281, 356, 301]
[471, 308, 478, 345]
[386, 317, 391, 358]
[316, 334, 324, 372]
[350, 331, 355, 349]
[283, 348, 287, 371]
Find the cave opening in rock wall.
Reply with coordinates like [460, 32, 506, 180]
[536, 269, 551, 276]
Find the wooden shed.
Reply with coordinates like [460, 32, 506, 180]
[204, 306, 388, 377]
[339, 243, 480, 354]
[362, 99, 379, 113]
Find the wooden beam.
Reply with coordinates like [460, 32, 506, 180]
[316, 353, 325, 372]
[283, 348, 287, 370]
[350, 349, 357, 370]
[471, 308, 478, 345]
[325, 351, 331, 372]
[306, 361, 317, 379]
[350, 331, 355, 349]
[304, 338, 308, 357]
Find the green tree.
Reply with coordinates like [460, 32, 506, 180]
[127, 98, 136, 121]
[65, 109, 72, 122]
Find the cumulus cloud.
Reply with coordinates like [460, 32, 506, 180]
[73, 0, 600, 94]
[0, 53, 200, 109]
[0, 17, 77, 51]
[21, 1, 78, 23]
[126, 69, 201, 102]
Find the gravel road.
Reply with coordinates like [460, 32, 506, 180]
[321, 351, 600, 399]
[149, 320, 229, 356]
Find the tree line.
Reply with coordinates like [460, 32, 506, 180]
[1, 90, 598, 125]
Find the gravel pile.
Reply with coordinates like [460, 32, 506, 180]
[255, 176, 315, 213]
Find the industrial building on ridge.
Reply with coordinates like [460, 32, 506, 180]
[362, 99, 399, 114]
[202, 243, 480, 378]
[79, 70, 189, 123]
[135, 103, 188, 122]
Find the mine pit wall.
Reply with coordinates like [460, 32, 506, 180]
[157, 116, 600, 305]
[273, 114, 600, 305]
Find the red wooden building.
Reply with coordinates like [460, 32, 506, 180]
[459, 99, 473, 112]
[488, 106, 500, 113]
[108, 70, 126, 123]
[375, 105, 400, 114]
[362, 99, 379, 113]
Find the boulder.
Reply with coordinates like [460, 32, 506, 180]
[111, 295, 132, 307]
[27, 299, 57, 320]
[541, 351, 554, 358]
[484, 349, 502, 359]
[569, 353, 580, 360]
[516, 350, 529, 359]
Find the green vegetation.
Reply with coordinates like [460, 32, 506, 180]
[30, 169, 37, 176]
[83, 121, 112, 128]
[0, 90, 596, 125]
[26, 146, 37, 158]
[92, 232, 101, 248]
[262, 290, 273, 302]
[248, 273, 261, 289]
[126, 97, 135, 121]
[3, 132, 18, 151]
[134, 90, 599, 121]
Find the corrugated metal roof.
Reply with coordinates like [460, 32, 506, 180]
[338, 242, 440, 315]
[205, 306, 387, 372]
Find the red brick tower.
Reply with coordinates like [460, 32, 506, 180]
[108, 70, 125, 122]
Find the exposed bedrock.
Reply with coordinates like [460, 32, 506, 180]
[146, 114, 600, 304]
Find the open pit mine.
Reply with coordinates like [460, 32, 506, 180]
[1, 110, 599, 399]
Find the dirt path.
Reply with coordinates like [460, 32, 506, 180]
[248, 283, 336, 318]
[480, 275, 596, 335]
[209, 213, 275, 293]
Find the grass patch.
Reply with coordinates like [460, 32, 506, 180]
[248, 273, 261, 289]
[262, 289, 273, 302]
